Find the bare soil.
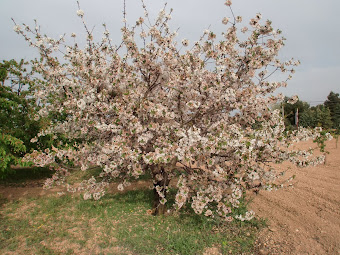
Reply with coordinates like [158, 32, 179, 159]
[251, 139, 340, 255]
[1, 139, 339, 254]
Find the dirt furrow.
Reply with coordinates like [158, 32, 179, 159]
[293, 185, 340, 210]
[252, 140, 340, 254]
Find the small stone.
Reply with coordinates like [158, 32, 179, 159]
[259, 249, 269, 255]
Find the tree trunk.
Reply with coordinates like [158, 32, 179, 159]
[151, 165, 170, 216]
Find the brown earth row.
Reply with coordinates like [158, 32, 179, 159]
[251, 139, 340, 255]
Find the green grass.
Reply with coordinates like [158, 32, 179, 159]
[0, 186, 265, 255]
[0, 168, 265, 254]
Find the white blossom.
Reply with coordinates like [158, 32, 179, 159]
[77, 9, 84, 17]
[182, 39, 189, 47]
[17, 0, 324, 221]
[222, 17, 229, 25]
[13, 25, 21, 33]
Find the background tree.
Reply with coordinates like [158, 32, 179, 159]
[0, 83, 27, 176]
[283, 97, 310, 129]
[0, 59, 38, 176]
[324, 91, 340, 131]
[0, 59, 75, 178]
[299, 105, 333, 130]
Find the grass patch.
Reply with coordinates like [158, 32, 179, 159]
[0, 194, 7, 207]
[66, 166, 103, 184]
[0, 186, 265, 254]
[111, 189, 265, 254]
[0, 167, 264, 254]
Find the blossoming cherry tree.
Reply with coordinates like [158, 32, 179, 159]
[15, 0, 327, 219]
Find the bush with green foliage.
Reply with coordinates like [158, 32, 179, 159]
[0, 59, 41, 176]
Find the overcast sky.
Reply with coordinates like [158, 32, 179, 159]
[1, 0, 339, 105]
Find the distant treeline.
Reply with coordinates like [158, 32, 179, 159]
[282, 92, 340, 132]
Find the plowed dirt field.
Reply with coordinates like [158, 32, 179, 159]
[251, 139, 340, 254]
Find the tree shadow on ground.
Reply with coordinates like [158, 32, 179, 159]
[0, 167, 54, 186]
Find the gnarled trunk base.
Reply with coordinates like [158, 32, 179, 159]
[151, 165, 170, 216]
[152, 199, 167, 215]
